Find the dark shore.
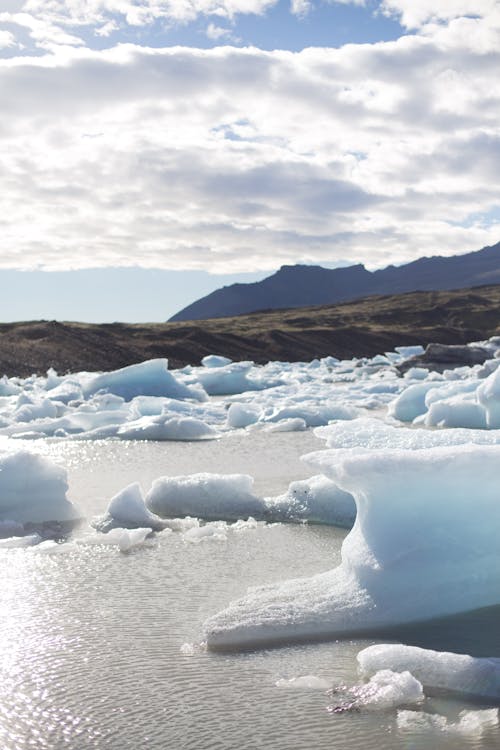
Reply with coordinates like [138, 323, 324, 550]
[1, 285, 500, 377]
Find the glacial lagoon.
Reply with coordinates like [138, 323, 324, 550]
[2, 348, 500, 748]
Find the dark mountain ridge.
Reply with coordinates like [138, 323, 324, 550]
[169, 240, 500, 321]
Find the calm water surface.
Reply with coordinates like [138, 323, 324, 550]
[1, 432, 499, 749]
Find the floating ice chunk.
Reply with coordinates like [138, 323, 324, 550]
[397, 708, 499, 735]
[276, 675, 331, 690]
[45, 380, 83, 404]
[266, 418, 307, 433]
[195, 362, 257, 396]
[230, 517, 259, 532]
[147, 473, 265, 522]
[0, 376, 21, 396]
[263, 402, 358, 427]
[202, 355, 233, 368]
[204, 444, 500, 649]
[79, 527, 152, 552]
[82, 359, 203, 402]
[266, 475, 355, 527]
[159, 516, 199, 533]
[0, 533, 42, 549]
[358, 644, 500, 700]
[423, 396, 487, 429]
[183, 523, 228, 543]
[0, 451, 79, 524]
[226, 403, 260, 429]
[403, 367, 429, 380]
[15, 398, 59, 422]
[116, 415, 218, 441]
[329, 670, 423, 712]
[94, 482, 166, 532]
[117, 527, 152, 552]
[388, 382, 439, 422]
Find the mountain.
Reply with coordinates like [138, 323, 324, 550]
[169, 241, 500, 321]
[2, 285, 500, 375]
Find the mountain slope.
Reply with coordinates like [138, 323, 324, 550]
[2, 284, 500, 376]
[169, 241, 500, 321]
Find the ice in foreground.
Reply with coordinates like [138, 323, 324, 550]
[203, 444, 500, 649]
[0, 450, 80, 525]
[358, 644, 500, 701]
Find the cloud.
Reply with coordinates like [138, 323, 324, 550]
[381, 0, 499, 30]
[205, 23, 233, 40]
[0, 0, 279, 51]
[0, 12, 499, 273]
[0, 29, 17, 48]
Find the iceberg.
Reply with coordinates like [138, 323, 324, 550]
[203, 444, 500, 649]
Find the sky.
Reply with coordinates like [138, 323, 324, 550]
[1, 0, 500, 321]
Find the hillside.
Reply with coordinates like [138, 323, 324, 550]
[169, 240, 500, 321]
[1, 285, 500, 377]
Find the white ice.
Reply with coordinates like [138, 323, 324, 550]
[266, 475, 355, 527]
[358, 644, 500, 700]
[82, 359, 205, 402]
[146, 473, 266, 522]
[330, 670, 424, 711]
[203, 443, 500, 649]
[94, 482, 166, 532]
[0, 450, 80, 525]
[397, 708, 499, 735]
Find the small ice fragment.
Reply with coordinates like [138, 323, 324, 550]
[397, 708, 499, 735]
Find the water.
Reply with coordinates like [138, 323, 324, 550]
[1, 432, 499, 749]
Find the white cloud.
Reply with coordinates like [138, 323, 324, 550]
[206, 23, 232, 40]
[290, 0, 312, 18]
[381, 0, 499, 30]
[0, 29, 17, 48]
[0, 14, 499, 273]
[1, 0, 279, 50]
